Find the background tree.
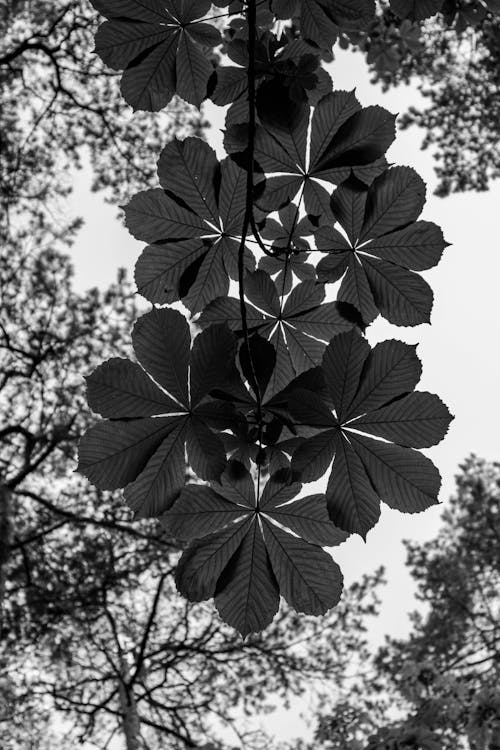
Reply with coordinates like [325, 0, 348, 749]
[0, 0, 206, 618]
[343, 0, 500, 195]
[306, 455, 500, 750]
[3, 475, 384, 748]
[0, 0, 204, 231]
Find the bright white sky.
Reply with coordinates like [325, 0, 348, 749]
[67, 47, 500, 743]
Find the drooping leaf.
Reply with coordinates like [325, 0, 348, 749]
[85, 358, 179, 417]
[165, 465, 348, 634]
[129, 138, 255, 313]
[347, 392, 452, 448]
[199, 270, 355, 398]
[290, 329, 452, 536]
[348, 432, 443, 514]
[325, 432, 381, 540]
[92, 0, 221, 110]
[249, 91, 394, 216]
[215, 520, 280, 637]
[262, 518, 343, 615]
[132, 304, 190, 405]
[160, 484, 249, 539]
[290, 426, 338, 482]
[317, 167, 447, 325]
[262, 492, 349, 546]
[78, 417, 175, 490]
[79, 308, 240, 516]
[123, 418, 188, 516]
[175, 519, 252, 602]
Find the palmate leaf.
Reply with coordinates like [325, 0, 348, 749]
[250, 91, 394, 217]
[316, 168, 448, 326]
[91, 0, 221, 110]
[290, 329, 453, 538]
[163, 461, 347, 635]
[199, 270, 356, 399]
[127, 137, 255, 313]
[78, 308, 241, 517]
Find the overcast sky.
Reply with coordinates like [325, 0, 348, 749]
[67, 46, 500, 741]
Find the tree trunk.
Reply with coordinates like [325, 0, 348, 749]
[118, 657, 141, 750]
[0, 481, 12, 626]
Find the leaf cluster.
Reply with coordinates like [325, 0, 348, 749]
[79, 0, 454, 635]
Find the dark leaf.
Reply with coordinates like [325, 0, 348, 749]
[290, 331, 450, 534]
[189, 324, 239, 406]
[128, 140, 253, 312]
[253, 91, 394, 215]
[300, 0, 375, 48]
[165, 465, 348, 632]
[200, 271, 354, 399]
[317, 167, 446, 325]
[123, 418, 188, 516]
[215, 459, 256, 508]
[348, 432, 442, 513]
[161, 484, 248, 539]
[259, 474, 302, 509]
[176, 518, 252, 602]
[79, 310, 240, 514]
[346, 339, 422, 418]
[263, 519, 343, 615]
[215, 520, 280, 636]
[157, 137, 219, 224]
[322, 327, 369, 423]
[86, 358, 179, 417]
[347, 392, 453, 448]
[325, 433, 381, 537]
[124, 189, 206, 244]
[132, 307, 190, 406]
[264, 493, 349, 546]
[186, 417, 227, 480]
[362, 255, 434, 326]
[360, 167, 426, 241]
[92, 0, 220, 110]
[239, 334, 277, 398]
[291, 428, 337, 482]
[365, 221, 447, 271]
[78, 416, 174, 490]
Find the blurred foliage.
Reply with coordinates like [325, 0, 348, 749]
[344, 1, 500, 194]
[0, 0, 205, 232]
[303, 455, 500, 750]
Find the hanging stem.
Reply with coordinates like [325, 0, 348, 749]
[237, 0, 262, 421]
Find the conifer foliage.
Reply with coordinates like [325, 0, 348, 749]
[79, 0, 454, 635]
